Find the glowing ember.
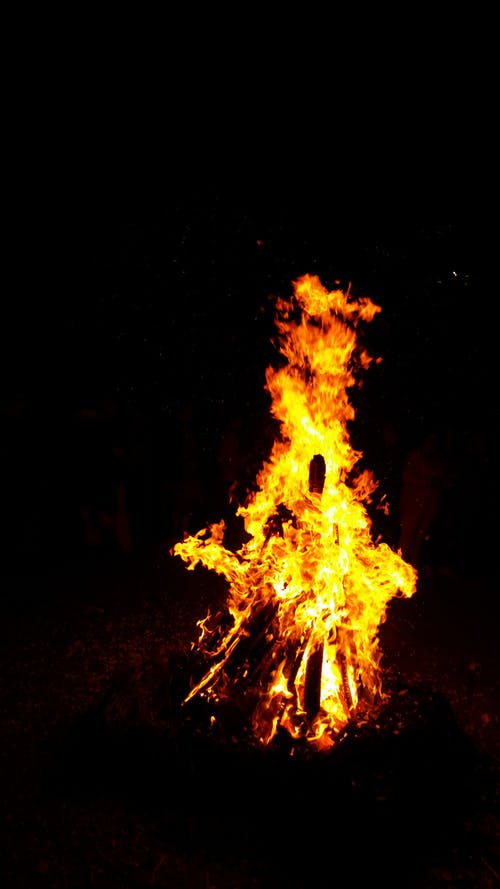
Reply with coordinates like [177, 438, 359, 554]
[172, 274, 417, 749]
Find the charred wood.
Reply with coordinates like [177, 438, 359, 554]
[224, 599, 280, 680]
[263, 504, 297, 544]
[309, 454, 326, 494]
[303, 642, 324, 718]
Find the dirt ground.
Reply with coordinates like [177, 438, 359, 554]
[1, 547, 498, 888]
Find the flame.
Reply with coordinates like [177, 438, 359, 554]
[172, 274, 417, 749]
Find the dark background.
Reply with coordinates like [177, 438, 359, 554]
[2, 193, 499, 889]
[1, 27, 498, 887]
[2, 197, 497, 576]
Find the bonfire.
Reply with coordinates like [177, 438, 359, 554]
[172, 274, 417, 750]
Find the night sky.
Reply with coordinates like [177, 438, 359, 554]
[2, 196, 497, 567]
[9, 205, 495, 425]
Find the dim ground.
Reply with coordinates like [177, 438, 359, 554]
[0, 548, 498, 888]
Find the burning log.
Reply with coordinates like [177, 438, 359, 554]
[303, 641, 324, 718]
[263, 503, 297, 546]
[336, 627, 354, 715]
[173, 274, 417, 750]
[224, 599, 280, 682]
[302, 454, 327, 720]
[184, 598, 280, 702]
[308, 454, 326, 494]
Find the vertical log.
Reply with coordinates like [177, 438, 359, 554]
[303, 642, 324, 718]
[309, 454, 326, 494]
[302, 454, 327, 719]
[336, 626, 354, 715]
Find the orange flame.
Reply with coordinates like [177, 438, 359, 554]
[172, 274, 417, 749]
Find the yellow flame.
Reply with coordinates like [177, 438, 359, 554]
[173, 274, 417, 747]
